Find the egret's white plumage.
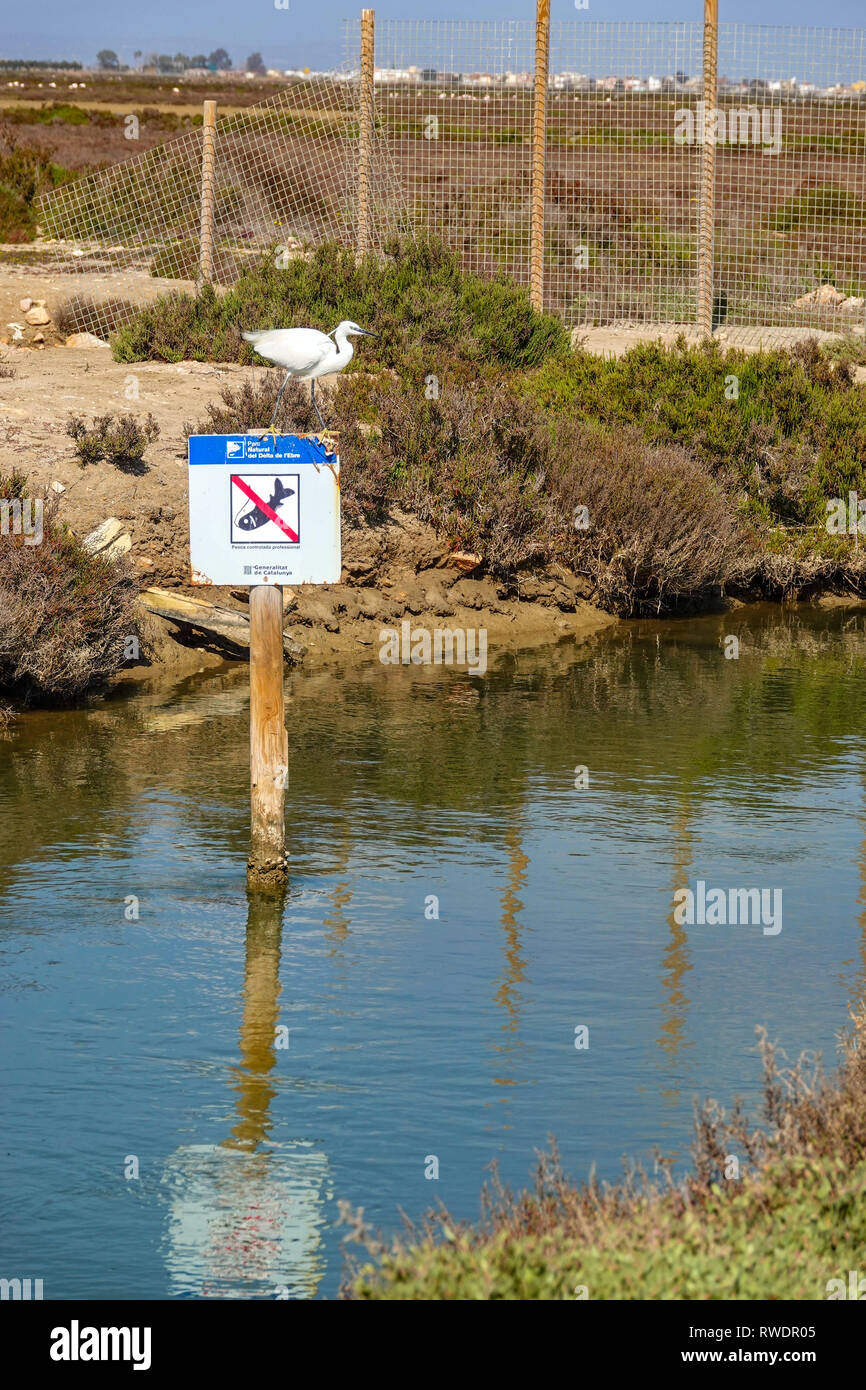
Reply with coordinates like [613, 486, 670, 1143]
[242, 319, 376, 431]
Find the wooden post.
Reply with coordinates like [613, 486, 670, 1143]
[247, 584, 288, 888]
[697, 0, 718, 337]
[200, 99, 217, 286]
[530, 0, 551, 313]
[358, 8, 375, 256]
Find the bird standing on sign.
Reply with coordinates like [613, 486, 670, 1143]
[242, 320, 377, 437]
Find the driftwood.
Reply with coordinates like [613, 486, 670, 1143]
[139, 588, 306, 664]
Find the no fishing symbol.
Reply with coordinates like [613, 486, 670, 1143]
[231, 473, 300, 544]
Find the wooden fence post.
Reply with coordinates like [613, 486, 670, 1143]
[200, 99, 217, 286]
[697, 0, 718, 337]
[248, 584, 288, 888]
[530, 0, 551, 314]
[358, 8, 376, 256]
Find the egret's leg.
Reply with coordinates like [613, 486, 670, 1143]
[310, 378, 327, 432]
[260, 371, 291, 446]
[270, 371, 292, 428]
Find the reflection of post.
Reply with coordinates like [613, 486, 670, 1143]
[491, 824, 529, 1108]
[199, 100, 217, 286]
[225, 888, 285, 1151]
[162, 889, 330, 1298]
[495, 825, 529, 1029]
[658, 799, 695, 1079]
[248, 585, 288, 887]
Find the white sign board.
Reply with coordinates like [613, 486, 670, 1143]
[188, 434, 341, 586]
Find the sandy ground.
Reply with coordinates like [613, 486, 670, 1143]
[0, 262, 194, 336]
[577, 321, 866, 362]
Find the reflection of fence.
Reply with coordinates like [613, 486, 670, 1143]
[40, 10, 866, 338]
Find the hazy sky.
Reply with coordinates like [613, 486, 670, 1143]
[4, 1, 865, 71]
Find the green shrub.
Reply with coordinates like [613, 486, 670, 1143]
[522, 337, 866, 528]
[66, 412, 160, 470]
[114, 236, 570, 374]
[823, 332, 866, 368]
[189, 369, 752, 612]
[183, 374, 319, 440]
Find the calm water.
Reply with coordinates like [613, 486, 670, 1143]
[2, 605, 866, 1299]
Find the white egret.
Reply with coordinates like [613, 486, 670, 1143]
[242, 320, 377, 434]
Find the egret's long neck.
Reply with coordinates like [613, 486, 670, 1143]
[333, 333, 355, 368]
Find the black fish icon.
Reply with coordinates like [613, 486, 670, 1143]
[235, 477, 295, 532]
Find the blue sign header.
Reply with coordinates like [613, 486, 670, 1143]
[189, 434, 337, 466]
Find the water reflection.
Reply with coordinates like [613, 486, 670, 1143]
[658, 796, 695, 1088]
[162, 891, 330, 1300]
[491, 822, 530, 1115]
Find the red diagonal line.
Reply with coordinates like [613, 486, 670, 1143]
[233, 476, 298, 541]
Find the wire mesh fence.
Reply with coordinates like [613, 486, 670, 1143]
[40, 16, 866, 340]
[39, 77, 405, 341]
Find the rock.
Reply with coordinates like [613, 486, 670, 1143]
[793, 283, 846, 309]
[32, 331, 45, 344]
[449, 550, 483, 573]
[50, 480, 65, 494]
[840, 297, 865, 313]
[25, 306, 51, 326]
[65, 331, 108, 348]
[82, 518, 132, 560]
[19, 297, 32, 312]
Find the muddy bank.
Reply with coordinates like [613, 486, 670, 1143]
[126, 507, 616, 680]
